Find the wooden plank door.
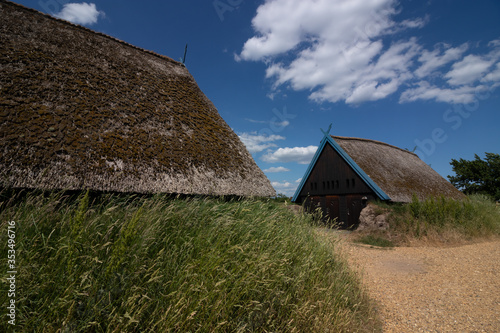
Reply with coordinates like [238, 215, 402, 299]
[326, 195, 340, 225]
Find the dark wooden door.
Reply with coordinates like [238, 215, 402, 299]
[325, 195, 340, 225]
[338, 196, 348, 227]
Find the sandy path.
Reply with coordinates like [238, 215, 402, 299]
[344, 240, 500, 332]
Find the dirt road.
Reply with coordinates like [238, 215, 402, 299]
[344, 240, 500, 332]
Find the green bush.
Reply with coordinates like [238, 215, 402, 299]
[0, 191, 379, 332]
[379, 194, 500, 243]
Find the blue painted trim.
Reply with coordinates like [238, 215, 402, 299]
[292, 135, 391, 202]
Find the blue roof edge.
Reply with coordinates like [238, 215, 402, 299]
[292, 135, 391, 202]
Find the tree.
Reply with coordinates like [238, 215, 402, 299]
[448, 153, 500, 199]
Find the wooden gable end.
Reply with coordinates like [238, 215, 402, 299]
[297, 143, 375, 199]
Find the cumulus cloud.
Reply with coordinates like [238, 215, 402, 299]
[400, 81, 480, 104]
[238, 132, 285, 153]
[238, 0, 421, 104]
[263, 166, 290, 173]
[271, 181, 298, 196]
[238, 0, 500, 105]
[54, 2, 104, 26]
[262, 145, 317, 164]
[271, 181, 295, 188]
[269, 178, 303, 196]
[482, 63, 500, 82]
[415, 43, 469, 78]
[444, 55, 496, 86]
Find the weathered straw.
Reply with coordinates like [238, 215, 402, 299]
[332, 136, 465, 202]
[0, 0, 275, 197]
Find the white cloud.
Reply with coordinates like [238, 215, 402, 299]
[271, 181, 294, 188]
[238, 0, 500, 105]
[54, 2, 104, 26]
[263, 166, 290, 173]
[238, 132, 285, 153]
[415, 43, 469, 78]
[245, 118, 290, 128]
[444, 55, 495, 86]
[400, 81, 479, 104]
[270, 178, 304, 196]
[271, 181, 298, 196]
[238, 0, 424, 104]
[482, 63, 500, 82]
[262, 145, 317, 164]
[399, 17, 428, 29]
[239, 0, 401, 62]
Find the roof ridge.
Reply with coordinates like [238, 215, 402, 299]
[1, 0, 180, 65]
[331, 135, 419, 157]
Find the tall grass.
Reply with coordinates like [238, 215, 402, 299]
[374, 194, 500, 244]
[0, 191, 379, 332]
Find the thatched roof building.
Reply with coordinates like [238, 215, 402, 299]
[292, 133, 464, 227]
[332, 136, 465, 203]
[0, 0, 275, 196]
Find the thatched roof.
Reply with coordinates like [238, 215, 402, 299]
[332, 136, 465, 202]
[0, 0, 275, 196]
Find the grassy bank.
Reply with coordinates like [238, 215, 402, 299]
[357, 194, 500, 246]
[0, 191, 379, 332]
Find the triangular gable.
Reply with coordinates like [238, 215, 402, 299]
[292, 134, 391, 202]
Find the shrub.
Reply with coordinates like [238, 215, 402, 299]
[375, 194, 500, 244]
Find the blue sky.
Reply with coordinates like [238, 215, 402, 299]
[17, 0, 500, 196]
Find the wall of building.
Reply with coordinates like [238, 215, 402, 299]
[295, 144, 376, 228]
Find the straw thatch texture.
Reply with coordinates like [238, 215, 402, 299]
[0, 1, 275, 196]
[332, 136, 465, 202]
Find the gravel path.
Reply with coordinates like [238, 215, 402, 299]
[344, 240, 500, 332]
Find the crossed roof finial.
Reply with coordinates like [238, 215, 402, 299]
[321, 123, 332, 137]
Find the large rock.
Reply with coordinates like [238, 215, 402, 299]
[357, 203, 390, 231]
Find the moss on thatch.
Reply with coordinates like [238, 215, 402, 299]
[0, 0, 275, 196]
[332, 136, 465, 202]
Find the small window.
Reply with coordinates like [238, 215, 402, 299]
[310, 182, 314, 190]
[352, 178, 355, 187]
[314, 182, 318, 191]
[336, 180, 339, 188]
[346, 179, 350, 188]
[327, 181, 330, 190]
[322, 181, 325, 190]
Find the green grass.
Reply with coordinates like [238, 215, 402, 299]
[0, 191, 380, 332]
[354, 235, 394, 248]
[371, 194, 500, 245]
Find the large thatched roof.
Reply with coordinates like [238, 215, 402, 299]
[0, 0, 275, 196]
[332, 136, 465, 202]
